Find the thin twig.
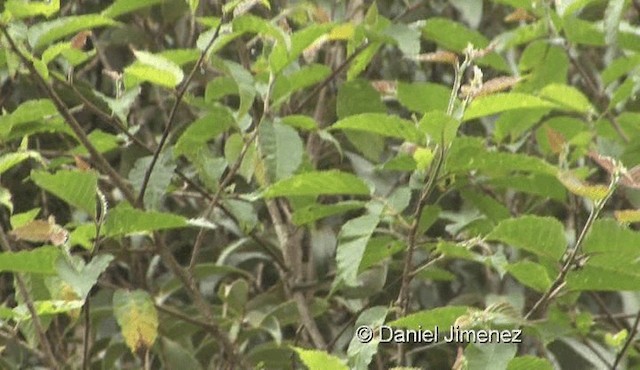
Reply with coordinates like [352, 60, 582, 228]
[136, 20, 223, 207]
[0, 226, 60, 369]
[0, 26, 137, 205]
[525, 177, 618, 320]
[612, 309, 640, 369]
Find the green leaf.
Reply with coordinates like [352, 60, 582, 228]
[418, 111, 461, 145]
[422, 17, 508, 71]
[258, 120, 304, 182]
[272, 64, 331, 103]
[583, 219, 640, 256]
[604, 0, 626, 47]
[507, 356, 553, 370]
[0, 246, 60, 274]
[347, 306, 388, 370]
[465, 343, 517, 370]
[124, 50, 185, 88]
[57, 254, 114, 300]
[292, 201, 365, 226]
[31, 170, 97, 218]
[129, 151, 176, 210]
[335, 212, 381, 287]
[113, 289, 158, 353]
[567, 265, 640, 291]
[463, 93, 559, 121]
[263, 171, 370, 198]
[280, 115, 318, 131]
[389, 306, 469, 329]
[488, 216, 566, 260]
[539, 84, 593, 114]
[506, 261, 552, 292]
[12, 300, 84, 320]
[103, 204, 187, 237]
[0, 151, 44, 175]
[397, 82, 450, 114]
[347, 42, 383, 81]
[383, 23, 420, 57]
[602, 54, 640, 85]
[174, 106, 235, 160]
[5, 0, 60, 19]
[28, 15, 116, 49]
[293, 348, 348, 370]
[336, 79, 386, 119]
[331, 113, 422, 143]
[102, 0, 164, 18]
[160, 337, 203, 370]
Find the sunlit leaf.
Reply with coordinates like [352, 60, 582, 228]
[263, 171, 370, 198]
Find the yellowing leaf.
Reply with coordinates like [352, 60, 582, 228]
[557, 171, 609, 201]
[614, 210, 640, 223]
[413, 147, 434, 170]
[328, 23, 354, 40]
[10, 217, 68, 246]
[113, 289, 158, 354]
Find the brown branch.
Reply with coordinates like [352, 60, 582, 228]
[0, 25, 137, 205]
[0, 227, 60, 369]
[612, 309, 640, 369]
[136, 20, 223, 207]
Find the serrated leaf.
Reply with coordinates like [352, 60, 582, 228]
[331, 113, 422, 143]
[539, 84, 593, 114]
[348, 306, 388, 370]
[292, 201, 365, 226]
[258, 120, 303, 182]
[101, 0, 164, 18]
[263, 171, 370, 198]
[0, 246, 61, 274]
[0, 150, 44, 175]
[507, 356, 553, 370]
[31, 170, 97, 218]
[488, 216, 566, 260]
[293, 348, 348, 370]
[5, 0, 60, 19]
[57, 254, 113, 299]
[463, 93, 558, 121]
[103, 204, 187, 237]
[506, 261, 552, 292]
[174, 106, 235, 160]
[567, 265, 640, 291]
[125, 50, 185, 88]
[28, 15, 115, 49]
[389, 306, 469, 329]
[129, 151, 176, 210]
[113, 289, 158, 353]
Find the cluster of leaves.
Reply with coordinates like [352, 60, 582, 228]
[1, 0, 640, 369]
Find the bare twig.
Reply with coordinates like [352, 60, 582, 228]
[612, 309, 640, 369]
[0, 226, 59, 369]
[0, 26, 137, 205]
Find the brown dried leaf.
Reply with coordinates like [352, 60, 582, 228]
[545, 125, 566, 154]
[475, 76, 521, 97]
[70, 31, 91, 50]
[504, 8, 536, 23]
[413, 51, 458, 65]
[74, 155, 92, 171]
[10, 217, 69, 246]
[370, 80, 397, 96]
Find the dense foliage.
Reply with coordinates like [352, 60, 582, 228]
[1, 0, 640, 369]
